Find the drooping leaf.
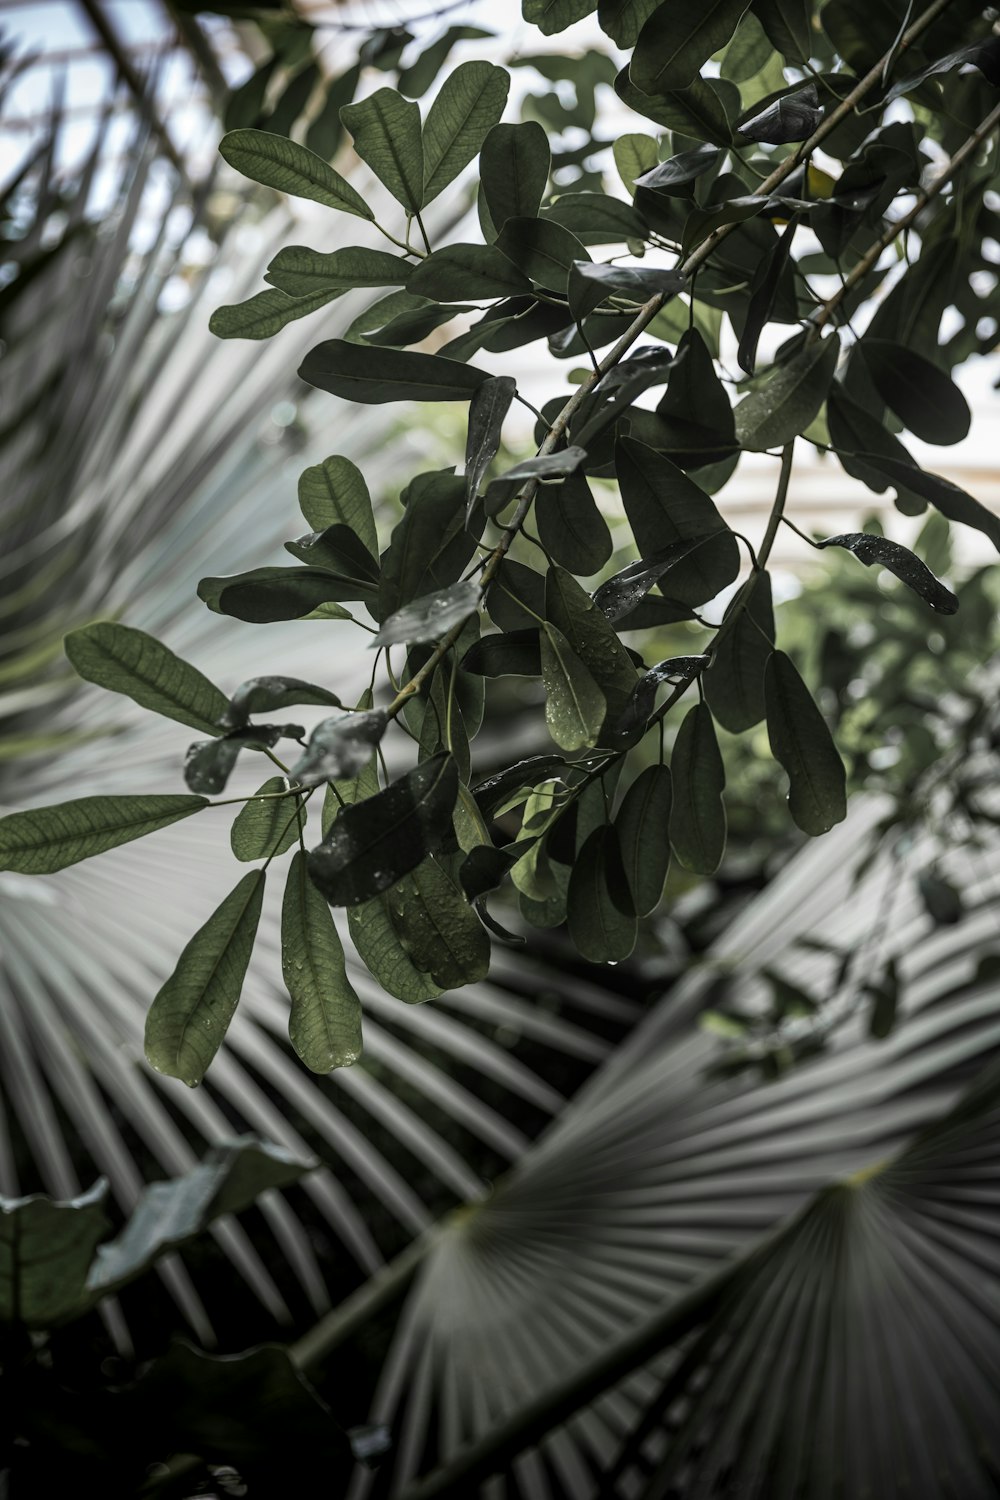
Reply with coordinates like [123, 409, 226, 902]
[522, 0, 598, 35]
[297, 454, 377, 556]
[592, 539, 726, 623]
[185, 725, 298, 796]
[567, 259, 684, 322]
[372, 579, 482, 647]
[885, 32, 1000, 101]
[654, 327, 738, 466]
[0, 794, 208, 875]
[495, 216, 591, 294]
[540, 623, 606, 752]
[535, 471, 613, 575]
[465, 375, 517, 515]
[669, 702, 726, 874]
[615, 763, 672, 916]
[218, 128, 373, 219]
[816, 533, 958, 614]
[307, 753, 459, 907]
[704, 572, 775, 732]
[615, 654, 709, 736]
[546, 564, 637, 731]
[409, 243, 532, 303]
[764, 650, 846, 836]
[339, 89, 424, 214]
[496, 446, 588, 484]
[615, 65, 737, 148]
[631, 0, 753, 94]
[387, 857, 491, 989]
[634, 142, 721, 194]
[738, 80, 822, 142]
[299, 341, 489, 403]
[472, 755, 568, 818]
[459, 841, 529, 902]
[421, 61, 510, 204]
[736, 219, 798, 375]
[221, 676, 343, 730]
[230, 777, 302, 862]
[479, 120, 551, 236]
[289, 711, 389, 789]
[209, 286, 345, 340]
[198, 567, 364, 622]
[735, 333, 840, 451]
[567, 825, 637, 962]
[347, 895, 441, 1004]
[264, 244, 412, 298]
[64, 622, 229, 736]
[282, 850, 362, 1072]
[144, 870, 266, 1087]
[856, 338, 971, 446]
[751, 0, 812, 63]
[848, 453, 1000, 554]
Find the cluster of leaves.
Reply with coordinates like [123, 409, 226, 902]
[2, 0, 999, 1089]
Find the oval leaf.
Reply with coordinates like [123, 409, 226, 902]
[631, 0, 752, 93]
[540, 623, 606, 752]
[704, 573, 775, 732]
[615, 763, 672, 916]
[372, 579, 482, 648]
[297, 455, 377, 555]
[265, 244, 412, 298]
[669, 702, 726, 874]
[222, 676, 343, 730]
[209, 287, 344, 341]
[198, 567, 361, 623]
[230, 778, 302, 862]
[764, 650, 847, 836]
[219, 128, 373, 219]
[409, 244, 532, 302]
[857, 338, 971, 447]
[566, 825, 637, 962]
[734, 333, 840, 451]
[347, 896, 441, 1004]
[283, 850, 362, 1072]
[422, 60, 510, 205]
[339, 90, 424, 214]
[0, 794, 208, 875]
[64, 623, 228, 736]
[144, 870, 266, 1087]
[386, 857, 491, 988]
[480, 120, 551, 233]
[299, 341, 489, 404]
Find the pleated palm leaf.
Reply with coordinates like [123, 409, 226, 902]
[0, 109, 639, 1343]
[352, 803, 1000, 1500]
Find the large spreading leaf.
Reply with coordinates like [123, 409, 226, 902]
[299, 341, 490, 403]
[283, 851, 362, 1072]
[144, 870, 266, 1087]
[219, 129, 373, 219]
[265, 244, 412, 298]
[64, 623, 228, 736]
[0, 794, 208, 874]
[339, 89, 424, 214]
[421, 61, 510, 204]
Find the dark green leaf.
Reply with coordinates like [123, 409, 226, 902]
[540, 623, 606, 751]
[751, 0, 811, 63]
[816, 533, 958, 614]
[0, 1180, 108, 1326]
[387, 857, 491, 988]
[307, 753, 459, 906]
[297, 454, 377, 555]
[347, 894, 441, 1003]
[704, 572, 774, 732]
[409, 243, 532, 302]
[465, 375, 517, 516]
[222, 676, 343, 729]
[185, 724, 297, 796]
[372, 579, 482, 647]
[486, 558, 546, 631]
[284, 524, 380, 590]
[917, 869, 963, 926]
[593, 539, 725, 623]
[0, 794, 208, 875]
[535, 471, 613, 575]
[764, 650, 846, 836]
[615, 65, 736, 147]
[720, 8, 773, 79]
[546, 564, 637, 730]
[283, 850, 362, 1072]
[199, 567, 360, 622]
[849, 453, 1000, 554]
[230, 777, 301, 862]
[867, 958, 899, 1039]
[473, 755, 568, 817]
[567, 259, 683, 322]
[340, 89, 424, 213]
[734, 332, 840, 451]
[219, 128, 373, 218]
[209, 286, 344, 340]
[379, 470, 474, 620]
[669, 702, 726, 874]
[634, 142, 720, 194]
[655, 327, 738, 466]
[615, 654, 709, 735]
[459, 840, 529, 901]
[144, 870, 266, 1086]
[299, 340, 489, 403]
[265, 244, 411, 298]
[398, 25, 493, 98]
[64, 622, 228, 736]
[223, 56, 277, 132]
[567, 825, 637, 962]
[422, 60, 510, 204]
[738, 80, 821, 142]
[522, 0, 598, 34]
[631, 0, 752, 93]
[542, 192, 649, 243]
[362, 300, 469, 348]
[480, 120, 550, 235]
[289, 710, 389, 789]
[885, 33, 1000, 101]
[599, 0, 659, 46]
[615, 763, 672, 916]
[496, 446, 588, 484]
[856, 338, 971, 446]
[736, 220, 797, 375]
[461, 628, 542, 677]
[495, 216, 591, 293]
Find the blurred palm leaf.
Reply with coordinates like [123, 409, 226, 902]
[0, 100, 639, 1344]
[353, 807, 1000, 1499]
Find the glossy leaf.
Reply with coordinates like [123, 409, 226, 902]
[387, 857, 491, 989]
[738, 81, 821, 142]
[198, 567, 362, 623]
[735, 333, 840, 451]
[422, 61, 510, 204]
[347, 895, 441, 1004]
[540, 623, 606, 752]
[856, 339, 971, 446]
[631, 0, 753, 94]
[372, 579, 482, 647]
[299, 341, 489, 404]
[297, 454, 377, 555]
[496, 446, 588, 484]
[307, 753, 459, 907]
[480, 120, 550, 234]
[816, 533, 958, 614]
[185, 725, 296, 796]
[495, 216, 591, 293]
[289, 711, 389, 789]
[593, 539, 724, 623]
[615, 763, 672, 916]
[0, 794, 207, 875]
[64, 622, 228, 736]
[704, 573, 775, 732]
[144, 870, 266, 1087]
[849, 453, 1000, 554]
[209, 286, 344, 340]
[265, 244, 411, 298]
[568, 259, 684, 322]
[546, 564, 637, 730]
[218, 128, 372, 219]
[634, 142, 720, 195]
[472, 755, 568, 817]
[339, 89, 424, 213]
[409, 243, 532, 302]
[221, 676, 343, 730]
[230, 777, 301, 863]
[669, 702, 726, 874]
[764, 651, 847, 836]
[615, 654, 709, 735]
[465, 375, 517, 514]
[567, 825, 637, 962]
[282, 851, 362, 1072]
